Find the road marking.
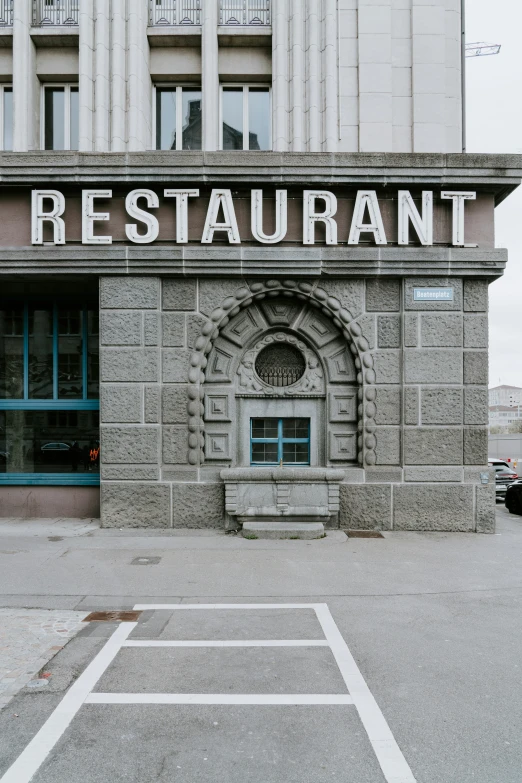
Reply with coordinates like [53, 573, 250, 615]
[133, 603, 323, 610]
[314, 604, 417, 783]
[123, 639, 328, 647]
[0, 622, 136, 783]
[86, 693, 354, 706]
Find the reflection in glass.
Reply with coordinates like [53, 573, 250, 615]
[58, 309, 82, 399]
[3, 88, 12, 151]
[182, 90, 202, 150]
[0, 307, 24, 399]
[0, 410, 100, 475]
[248, 87, 269, 150]
[222, 88, 243, 150]
[44, 88, 65, 150]
[156, 88, 176, 150]
[87, 311, 99, 399]
[70, 87, 79, 151]
[283, 442, 309, 464]
[28, 306, 53, 399]
[251, 443, 278, 463]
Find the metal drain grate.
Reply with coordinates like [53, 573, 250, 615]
[344, 530, 384, 538]
[83, 611, 142, 622]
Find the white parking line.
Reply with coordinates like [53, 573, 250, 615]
[86, 693, 355, 706]
[123, 639, 329, 647]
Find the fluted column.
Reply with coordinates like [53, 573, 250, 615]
[128, 0, 151, 150]
[13, 0, 37, 151]
[272, 0, 289, 151]
[111, 0, 127, 151]
[202, 0, 219, 151]
[94, 0, 111, 151]
[307, 0, 320, 151]
[290, 0, 304, 151]
[324, 0, 338, 152]
[79, 1, 95, 151]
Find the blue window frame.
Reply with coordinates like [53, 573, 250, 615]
[0, 300, 99, 486]
[250, 418, 310, 466]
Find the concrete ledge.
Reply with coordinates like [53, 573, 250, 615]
[242, 520, 325, 540]
[221, 468, 346, 482]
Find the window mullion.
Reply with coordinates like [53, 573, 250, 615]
[278, 418, 283, 464]
[53, 303, 59, 400]
[64, 85, 71, 151]
[176, 86, 182, 151]
[243, 86, 249, 151]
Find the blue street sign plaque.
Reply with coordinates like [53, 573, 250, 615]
[413, 287, 454, 302]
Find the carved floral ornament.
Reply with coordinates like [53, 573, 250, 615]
[237, 333, 325, 396]
[188, 279, 378, 469]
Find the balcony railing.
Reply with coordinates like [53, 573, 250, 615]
[220, 0, 270, 25]
[149, 0, 201, 26]
[33, 0, 79, 26]
[0, 0, 12, 27]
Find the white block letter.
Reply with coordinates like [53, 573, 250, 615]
[125, 189, 160, 244]
[82, 190, 112, 245]
[348, 191, 387, 245]
[251, 190, 288, 244]
[441, 191, 477, 247]
[164, 189, 199, 244]
[201, 189, 240, 244]
[303, 191, 338, 245]
[31, 190, 65, 245]
[398, 191, 433, 246]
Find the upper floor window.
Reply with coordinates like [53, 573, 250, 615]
[0, 85, 12, 151]
[43, 85, 79, 151]
[221, 85, 270, 151]
[154, 86, 202, 150]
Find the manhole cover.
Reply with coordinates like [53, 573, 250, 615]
[131, 556, 161, 566]
[83, 611, 142, 622]
[345, 530, 384, 538]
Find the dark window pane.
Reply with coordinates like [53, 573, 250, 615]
[252, 418, 278, 439]
[0, 307, 24, 399]
[248, 87, 270, 150]
[252, 443, 278, 463]
[28, 306, 53, 399]
[0, 410, 99, 475]
[58, 309, 83, 399]
[45, 88, 65, 150]
[3, 87, 12, 151]
[283, 442, 309, 464]
[70, 87, 79, 150]
[87, 311, 99, 399]
[282, 418, 309, 439]
[182, 89, 202, 150]
[222, 88, 243, 150]
[157, 88, 177, 150]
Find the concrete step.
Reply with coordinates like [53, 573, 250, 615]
[241, 521, 325, 540]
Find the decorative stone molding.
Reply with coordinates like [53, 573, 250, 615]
[237, 332, 325, 396]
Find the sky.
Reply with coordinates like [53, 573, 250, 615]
[465, 0, 522, 388]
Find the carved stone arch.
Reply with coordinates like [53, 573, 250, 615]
[187, 279, 377, 468]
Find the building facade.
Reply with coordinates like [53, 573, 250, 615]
[0, 0, 520, 534]
[489, 385, 522, 408]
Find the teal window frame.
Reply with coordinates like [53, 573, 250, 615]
[250, 418, 310, 467]
[0, 301, 99, 486]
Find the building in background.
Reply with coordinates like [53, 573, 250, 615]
[489, 385, 522, 408]
[0, 0, 521, 535]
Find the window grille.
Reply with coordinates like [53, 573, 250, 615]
[255, 344, 306, 388]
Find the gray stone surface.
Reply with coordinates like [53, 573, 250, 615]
[172, 483, 225, 528]
[144, 313, 159, 346]
[162, 279, 197, 311]
[162, 426, 188, 465]
[242, 521, 325, 540]
[475, 484, 496, 533]
[375, 388, 401, 425]
[421, 388, 463, 425]
[365, 279, 400, 312]
[364, 467, 403, 482]
[162, 313, 185, 347]
[100, 465, 159, 481]
[356, 314, 376, 350]
[463, 315, 488, 348]
[421, 314, 463, 347]
[393, 485, 474, 531]
[100, 385, 142, 424]
[404, 313, 418, 347]
[375, 427, 401, 465]
[100, 277, 159, 309]
[464, 279, 489, 312]
[404, 467, 463, 482]
[339, 484, 392, 530]
[100, 312, 142, 346]
[144, 386, 160, 424]
[464, 427, 488, 465]
[404, 278, 462, 311]
[464, 388, 488, 425]
[101, 427, 159, 464]
[404, 387, 419, 425]
[404, 349, 463, 384]
[404, 427, 463, 465]
[101, 483, 171, 527]
[162, 385, 189, 424]
[162, 350, 190, 383]
[373, 351, 401, 384]
[464, 351, 489, 385]
[323, 279, 364, 317]
[377, 315, 401, 348]
[187, 314, 208, 349]
[198, 279, 245, 317]
[101, 348, 159, 383]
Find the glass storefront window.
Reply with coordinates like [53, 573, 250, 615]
[155, 86, 202, 151]
[43, 85, 79, 151]
[0, 308, 24, 399]
[221, 85, 271, 151]
[3, 86, 13, 152]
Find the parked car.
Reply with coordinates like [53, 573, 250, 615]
[505, 481, 522, 515]
[488, 458, 512, 471]
[492, 465, 519, 501]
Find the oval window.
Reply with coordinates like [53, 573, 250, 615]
[255, 344, 306, 387]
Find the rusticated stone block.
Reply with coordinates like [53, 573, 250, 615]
[464, 427, 488, 465]
[162, 279, 197, 311]
[405, 387, 419, 425]
[421, 314, 463, 347]
[404, 314, 418, 347]
[101, 465, 159, 481]
[464, 388, 488, 425]
[199, 279, 244, 317]
[365, 468, 403, 482]
[162, 314, 185, 347]
[145, 385, 160, 423]
[463, 279, 488, 312]
[463, 352, 488, 385]
[339, 484, 392, 530]
[163, 426, 188, 464]
[375, 427, 401, 465]
[101, 483, 170, 528]
[163, 385, 189, 424]
[101, 385, 142, 424]
[356, 314, 376, 350]
[405, 350, 462, 384]
[404, 467, 463, 482]
[172, 483, 225, 528]
[187, 314, 208, 349]
[373, 351, 401, 384]
[476, 484, 496, 533]
[421, 388, 463, 425]
[101, 427, 159, 464]
[101, 348, 159, 383]
[377, 315, 401, 348]
[404, 278, 462, 311]
[101, 312, 142, 346]
[404, 427, 463, 465]
[393, 485, 474, 531]
[463, 315, 488, 348]
[375, 387, 401, 425]
[366, 279, 400, 312]
[162, 350, 190, 383]
[323, 279, 364, 317]
[144, 313, 159, 346]
[101, 277, 159, 309]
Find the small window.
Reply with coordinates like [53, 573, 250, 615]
[251, 418, 310, 466]
[43, 85, 79, 150]
[0, 86, 12, 151]
[155, 86, 202, 150]
[221, 85, 270, 150]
